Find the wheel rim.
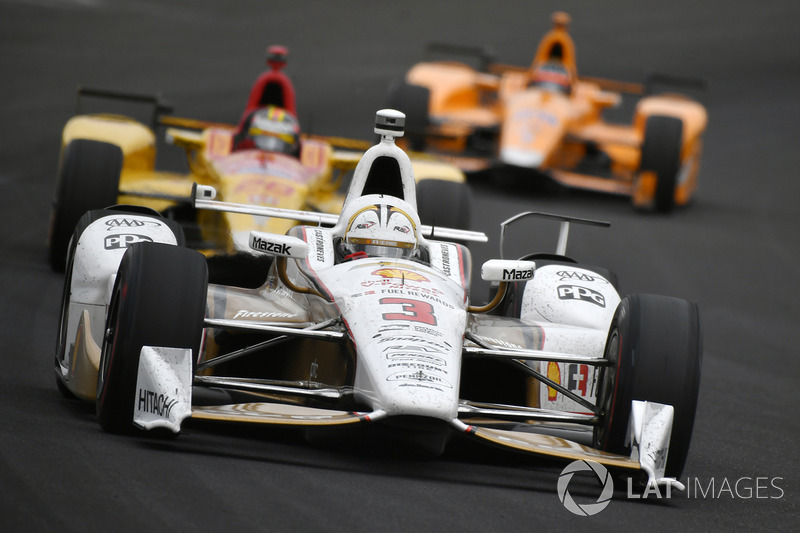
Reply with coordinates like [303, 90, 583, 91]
[595, 329, 620, 449]
[97, 280, 121, 402]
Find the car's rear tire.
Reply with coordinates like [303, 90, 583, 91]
[639, 115, 683, 213]
[96, 242, 207, 434]
[593, 293, 702, 478]
[48, 139, 123, 272]
[416, 178, 471, 231]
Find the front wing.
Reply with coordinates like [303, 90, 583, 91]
[134, 336, 682, 491]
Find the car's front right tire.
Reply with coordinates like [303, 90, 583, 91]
[593, 293, 702, 479]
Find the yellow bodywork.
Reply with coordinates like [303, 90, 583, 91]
[61, 113, 467, 254]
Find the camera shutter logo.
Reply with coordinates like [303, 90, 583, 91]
[557, 460, 614, 516]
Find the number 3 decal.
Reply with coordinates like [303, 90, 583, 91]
[380, 297, 437, 326]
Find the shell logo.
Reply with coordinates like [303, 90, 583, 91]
[372, 268, 429, 282]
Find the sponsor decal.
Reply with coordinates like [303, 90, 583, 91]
[104, 233, 153, 250]
[514, 108, 559, 127]
[137, 389, 178, 418]
[233, 310, 296, 319]
[386, 361, 445, 374]
[556, 270, 595, 282]
[372, 268, 429, 282]
[387, 370, 452, 389]
[440, 244, 452, 277]
[105, 218, 160, 230]
[412, 325, 443, 337]
[568, 363, 590, 396]
[376, 335, 450, 350]
[251, 235, 292, 255]
[503, 268, 533, 281]
[557, 285, 606, 307]
[361, 280, 444, 296]
[233, 176, 297, 198]
[377, 288, 455, 310]
[547, 361, 561, 401]
[313, 230, 325, 262]
[471, 335, 523, 351]
[385, 351, 447, 366]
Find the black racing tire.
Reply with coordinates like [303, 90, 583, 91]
[593, 293, 702, 479]
[416, 178, 471, 231]
[54, 208, 185, 399]
[387, 80, 430, 151]
[639, 115, 683, 213]
[96, 242, 207, 434]
[48, 139, 123, 272]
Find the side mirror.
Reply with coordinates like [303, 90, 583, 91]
[481, 259, 535, 282]
[249, 231, 308, 259]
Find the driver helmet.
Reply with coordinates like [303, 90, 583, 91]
[531, 61, 572, 94]
[339, 195, 420, 260]
[248, 106, 300, 156]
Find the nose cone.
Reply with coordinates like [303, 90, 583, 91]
[500, 147, 545, 168]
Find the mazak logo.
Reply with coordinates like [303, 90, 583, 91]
[557, 460, 614, 516]
[503, 268, 533, 281]
[558, 285, 606, 307]
[251, 236, 292, 255]
[104, 234, 153, 250]
[372, 268, 429, 282]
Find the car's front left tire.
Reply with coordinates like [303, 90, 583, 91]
[96, 242, 207, 434]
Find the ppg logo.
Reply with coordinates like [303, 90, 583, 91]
[557, 285, 606, 307]
[104, 234, 154, 250]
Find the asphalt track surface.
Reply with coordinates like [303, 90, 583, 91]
[1, 0, 798, 531]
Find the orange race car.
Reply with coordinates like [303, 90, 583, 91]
[388, 12, 708, 212]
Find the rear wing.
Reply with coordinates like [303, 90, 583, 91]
[74, 86, 174, 130]
[644, 72, 709, 101]
[74, 85, 238, 132]
[423, 42, 495, 72]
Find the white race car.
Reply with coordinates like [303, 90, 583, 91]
[55, 109, 702, 491]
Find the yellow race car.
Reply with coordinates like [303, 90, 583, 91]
[48, 87, 471, 278]
[388, 12, 708, 212]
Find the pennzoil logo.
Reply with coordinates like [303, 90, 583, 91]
[372, 268, 429, 282]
